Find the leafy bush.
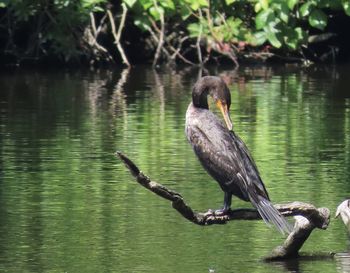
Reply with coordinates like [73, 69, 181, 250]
[0, 0, 349, 64]
[122, 0, 350, 63]
[0, 0, 107, 62]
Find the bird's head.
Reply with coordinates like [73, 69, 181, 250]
[192, 76, 233, 131]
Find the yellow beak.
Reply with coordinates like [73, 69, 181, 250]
[216, 100, 233, 131]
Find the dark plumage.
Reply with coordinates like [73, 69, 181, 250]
[185, 76, 291, 234]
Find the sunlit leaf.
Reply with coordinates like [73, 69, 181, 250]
[123, 0, 136, 8]
[278, 2, 289, 23]
[343, 0, 350, 16]
[285, 39, 298, 50]
[188, 1, 199, 10]
[225, 0, 236, 5]
[188, 0, 208, 10]
[198, 0, 209, 7]
[284, 27, 301, 49]
[160, 0, 175, 10]
[259, 0, 269, 10]
[134, 16, 152, 32]
[255, 2, 261, 12]
[149, 6, 164, 21]
[225, 17, 242, 37]
[139, 0, 153, 10]
[187, 23, 201, 37]
[255, 9, 274, 30]
[299, 1, 314, 17]
[93, 6, 104, 12]
[287, 0, 299, 10]
[309, 9, 327, 30]
[264, 25, 282, 48]
[0, 0, 8, 8]
[253, 31, 267, 45]
[295, 27, 307, 41]
[179, 4, 191, 20]
[267, 31, 282, 48]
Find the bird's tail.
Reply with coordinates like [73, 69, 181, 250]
[254, 196, 293, 235]
[235, 173, 292, 235]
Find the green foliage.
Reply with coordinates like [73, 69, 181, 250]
[309, 9, 328, 30]
[344, 0, 350, 16]
[1, 0, 350, 64]
[124, 0, 350, 55]
[2, 0, 107, 62]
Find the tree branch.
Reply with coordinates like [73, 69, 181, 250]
[145, 19, 171, 61]
[152, 0, 165, 67]
[116, 151, 330, 259]
[147, 19, 194, 65]
[169, 36, 196, 65]
[196, 9, 203, 66]
[86, 12, 113, 63]
[107, 5, 131, 67]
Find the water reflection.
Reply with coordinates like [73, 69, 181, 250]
[270, 258, 302, 273]
[0, 65, 350, 272]
[336, 252, 350, 273]
[270, 254, 336, 273]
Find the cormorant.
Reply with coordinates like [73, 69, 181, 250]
[185, 76, 291, 234]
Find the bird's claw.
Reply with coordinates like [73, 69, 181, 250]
[214, 208, 231, 216]
[204, 208, 230, 217]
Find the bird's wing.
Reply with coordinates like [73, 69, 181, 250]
[229, 131, 270, 199]
[186, 110, 292, 234]
[186, 109, 269, 200]
[186, 111, 261, 199]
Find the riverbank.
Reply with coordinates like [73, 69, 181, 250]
[1, 1, 350, 67]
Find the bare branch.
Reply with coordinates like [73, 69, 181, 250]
[86, 13, 113, 61]
[146, 20, 171, 60]
[152, 0, 165, 67]
[89, 12, 107, 45]
[116, 151, 330, 259]
[90, 12, 97, 36]
[169, 36, 196, 65]
[267, 213, 328, 260]
[107, 5, 131, 67]
[196, 9, 203, 65]
[146, 16, 194, 65]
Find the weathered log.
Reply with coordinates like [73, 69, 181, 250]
[116, 151, 330, 260]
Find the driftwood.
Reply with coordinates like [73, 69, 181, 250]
[116, 151, 330, 260]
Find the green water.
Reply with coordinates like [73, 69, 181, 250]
[0, 65, 350, 272]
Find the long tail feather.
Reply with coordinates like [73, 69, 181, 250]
[254, 197, 293, 235]
[235, 173, 292, 235]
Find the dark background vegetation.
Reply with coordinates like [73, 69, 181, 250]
[0, 0, 349, 67]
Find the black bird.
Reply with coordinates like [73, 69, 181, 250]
[185, 76, 291, 234]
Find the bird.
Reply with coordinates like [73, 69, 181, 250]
[185, 76, 292, 234]
[336, 199, 350, 231]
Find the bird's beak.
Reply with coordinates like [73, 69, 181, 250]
[216, 100, 233, 131]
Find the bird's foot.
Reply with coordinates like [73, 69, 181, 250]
[204, 208, 231, 217]
[214, 208, 231, 216]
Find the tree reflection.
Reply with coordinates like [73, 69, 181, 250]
[0, 65, 349, 272]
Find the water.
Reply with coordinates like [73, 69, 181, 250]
[0, 65, 350, 272]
